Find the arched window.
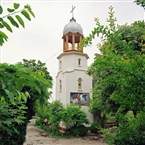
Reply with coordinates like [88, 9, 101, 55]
[78, 78, 82, 89]
[78, 58, 81, 66]
[60, 80, 62, 91]
[59, 61, 62, 69]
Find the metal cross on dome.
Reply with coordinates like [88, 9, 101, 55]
[70, 5, 76, 18]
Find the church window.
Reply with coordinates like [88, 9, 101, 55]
[60, 61, 62, 69]
[78, 58, 81, 66]
[78, 78, 82, 90]
[60, 80, 62, 91]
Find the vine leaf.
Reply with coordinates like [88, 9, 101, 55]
[15, 15, 25, 28]
[7, 8, 15, 13]
[28, 9, 35, 18]
[4, 89, 15, 105]
[2, 21, 13, 32]
[0, 23, 4, 28]
[21, 10, 31, 21]
[0, 31, 8, 41]
[24, 4, 35, 18]
[0, 6, 3, 14]
[0, 31, 8, 45]
[14, 3, 20, 10]
[7, 16, 19, 28]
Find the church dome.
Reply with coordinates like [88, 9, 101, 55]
[63, 17, 83, 35]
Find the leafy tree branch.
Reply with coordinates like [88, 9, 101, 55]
[0, 3, 35, 46]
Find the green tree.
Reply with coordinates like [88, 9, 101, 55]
[82, 3, 145, 144]
[0, 63, 48, 144]
[106, 21, 145, 55]
[18, 59, 53, 120]
[18, 59, 53, 82]
[82, 5, 145, 116]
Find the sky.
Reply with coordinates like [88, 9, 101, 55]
[0, 0, 144, 99]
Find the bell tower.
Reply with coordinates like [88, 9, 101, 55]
[62, 17, 84, 53]
[56, 6, 93, 125]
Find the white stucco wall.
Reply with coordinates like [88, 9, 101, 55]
[64, 70, 92, 104]
[56, 51, 94, 124]
[57, 51, 89, 71]
[81, 106, 94, 126]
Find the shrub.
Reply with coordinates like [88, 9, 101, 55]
[90, 122, 100, 133]
[36, 102, 89, 138]
[35, 100, 50, 127]
[0, 62, 52, 145]
[48, 100, 64, 128]
[62, 104, 89, 127]
[0, 64, 32, 145]
[70, 125, 88, 137]
[36, 100, 64, 131]
[0, 99, 28, 145]
[105, 112, 145, 145]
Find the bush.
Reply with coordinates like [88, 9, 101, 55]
[70, 125, 88, 137]
[0, 63, 52, 145]
[48, 100, 64, 128]
[105, 112, 145, 145]
[62, 104, 89, 127]
[0, 64, 31, 145]
[0, 101, 28, 145]
[90, 122, 100, 133]
[35, 100, 51, 127]
[35, 102, 89, 138]
[0, 122, 28, 145]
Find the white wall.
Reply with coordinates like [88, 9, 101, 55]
[57, 51, 89, 71]
[56, 51, 94, 124]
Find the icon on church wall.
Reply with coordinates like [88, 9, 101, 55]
[70, 92, 90, 106]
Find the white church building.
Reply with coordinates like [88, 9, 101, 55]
[55, 12, 93, 124]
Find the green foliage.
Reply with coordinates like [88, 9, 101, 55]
[15, 15, 25, 28]
[14, 3, 20, 9]
[82, 4, 145, 145]
[133, 20, 145, 28]
[36, 101, 89, 137]
[0, 6, 3, 14]
[134, 0, 145, 9]
[48, 100, 64, 128]
[35, 100, 50, 126]
[2, 21, 12, 32]
[0, 63, 36, 103]
[0, 3, 35, 46]
[37, 124, 62, 139]
[89, 44, 145, 116]
[0, 63, 41, 144]
[84, 5, 145, 116]
[18, 59, 53, 120]
[62, 104, 89, 127]
[36, 100, 64, 131]
[0, 62, 52, 144]
[90, 122, 100, 133]
[0, 3, 37, 145]
[107, 22, 145, 54]
[70, 125, 88, 137]
[81, 6, 117, 48]
[18, 59, 53, 82]
[106, 112, 145, 145]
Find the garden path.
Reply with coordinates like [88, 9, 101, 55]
[24, 119, 107, 145]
